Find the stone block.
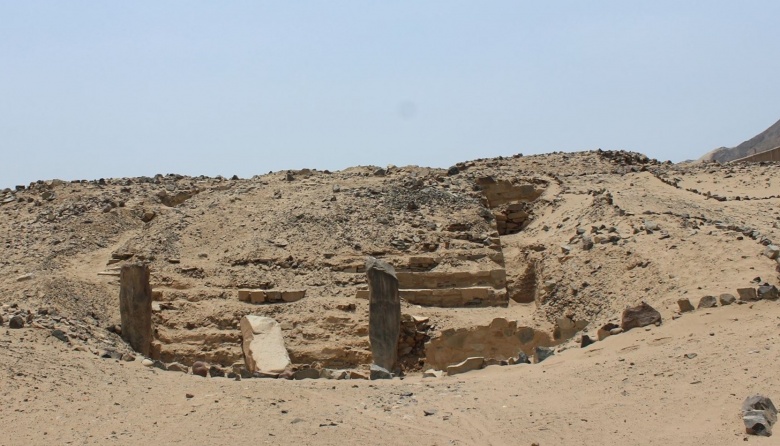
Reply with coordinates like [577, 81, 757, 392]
[240, 315, 291, 374]
[281, 290, 306, 302]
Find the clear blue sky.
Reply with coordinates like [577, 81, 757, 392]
[2, 1, 779, 187]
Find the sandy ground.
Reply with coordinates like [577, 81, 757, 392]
[3, 299, 779, 445]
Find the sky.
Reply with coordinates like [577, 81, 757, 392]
[2, 1, 780, 188]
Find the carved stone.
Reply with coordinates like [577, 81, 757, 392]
[366, 257, 400, 373]
[119, 264, 153, 356]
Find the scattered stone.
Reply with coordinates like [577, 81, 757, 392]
[51, 329, 69, 343]
[186, 393, 194, 399]
[240, 315, 291, 374]
[758, 285, 779, 301]
[684, 353, 697, 359]
[422, 369, 443, 378]
[370, 364, 393, 380]
[423, 409, 438, 416]
[293, 368, 320, 380]
[252, 371, 280, 379]
[100, 349, 122, 360]
[534, 346, 554, 363]
[719, 293, 736, 306]
[349, 371, 369, 380]
[677, 298, 695, 313]
[366, 257, 401, 373]
[581, 235, 594, 250]
[697, 295, 717, 309]
[15, 273, 33, 282]
[152, 360, 167, 371]
[209, 365, 226, 377]
[737, 288, 758, 302]
[336, 303, 356, 312]
[192, 361, 209, 377]
[141, 359, 154, 367]
[167, 362, 188, 373]
[580, 334, 595, 348]
[597, 322, 620, 341]
[320, 369, 348, 380]
[9, 315, 25, 329]
[742, 395, 777, 436]
[644, 220, 660, 231]
[446, 357, 485, 376]
[764, 245, 780, 260]
[620, 302, 662, 332]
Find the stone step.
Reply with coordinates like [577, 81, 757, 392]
[395, 269, 506, 290]
[356, 286, 507, 308]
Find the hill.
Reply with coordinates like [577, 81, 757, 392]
[700, 118, 780, 162]
[1, 149, 780, 444]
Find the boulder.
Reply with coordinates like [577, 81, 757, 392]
[742, 395, 777, 436]
[534, 346, 554, 363]
[580, 334, 595, 348]
[758, 285, 779, 301]
[240, 315, 291, 374]
[370, 364, 393, 380]
[719, 294, 736, 306]
[366, 257, 401, 373]
[192, 361, 209, 377]
[697, 296, 717, 309]
[621, 302, 661, 331]
[209, 365, 226, 377]
[446, 357, 485, 376]
[9, 315, 25, 329]
[764, 245, 780, 260]
[738, 288, 758, 302]
[677, 298, 695, 313]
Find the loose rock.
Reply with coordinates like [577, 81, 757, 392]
[742, 395, 777, 436]
[621, 302, 662, 331]
[534, 346, 554, 363]
[369, 364, 393, 380]
[192, 361, 209, 377]
[697, 295, 717, 309]
[9, 316, 25, 329]
[677, 298, 695, 313]
[719, 294, 736, 306]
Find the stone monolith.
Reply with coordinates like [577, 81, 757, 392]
[119, 264, 153, 356]
[366, 257, 400, 373]
[240, 315, 291, 374]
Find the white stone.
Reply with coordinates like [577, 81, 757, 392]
[240, 315, 291, 374]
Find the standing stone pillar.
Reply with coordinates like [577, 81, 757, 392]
[366, 257, 400, 373]
[119, 263, 153, 356]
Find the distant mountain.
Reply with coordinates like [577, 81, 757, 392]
[700, 118, 780, 162]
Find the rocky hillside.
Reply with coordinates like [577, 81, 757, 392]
[1, 150, 779, 374]
[700, 117, 780, 162]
